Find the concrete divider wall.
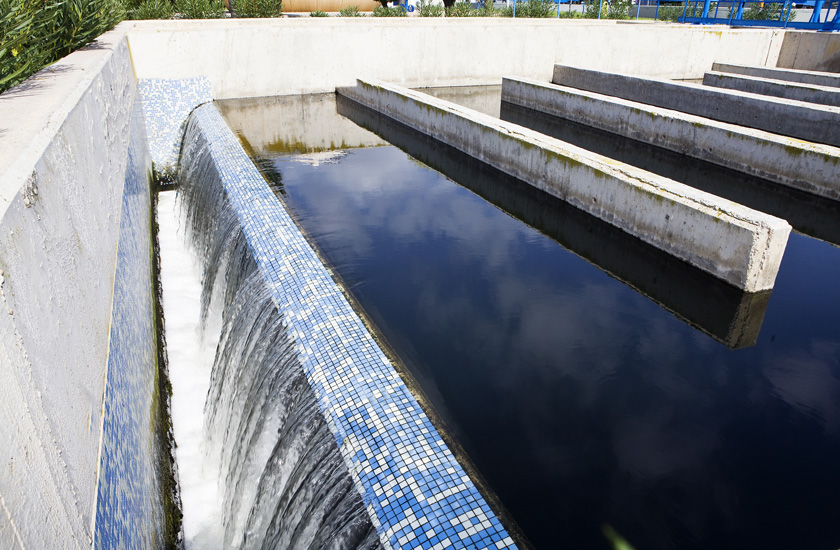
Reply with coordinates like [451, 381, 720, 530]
[702, 70, 840, 107]
[502, 76, 840, 202]
[552, 64, 840, 147]
[123, 19, 787, 99]
[339, 79, 791, 292]
[712, 62, 840, 88]
[0, 28, 165, 548]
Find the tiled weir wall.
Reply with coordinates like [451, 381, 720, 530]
[185, 102, 516, 550]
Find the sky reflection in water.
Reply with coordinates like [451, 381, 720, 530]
[221, 96, 840, 550]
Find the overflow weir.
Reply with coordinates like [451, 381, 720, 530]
[1, 19, 840, 550]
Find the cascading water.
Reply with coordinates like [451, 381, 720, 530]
[174, 115, 383, 550]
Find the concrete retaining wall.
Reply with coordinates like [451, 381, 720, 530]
[339, 79, 791, 292]
[712, 62, 840, 88]
[703, 70, 840, 107]
[123, 19, 786, 99]
[552, 64, 840, 147]
[0, 28, 164, 548]
[777, 30, 840, 72]
[501, 76, 840, 202]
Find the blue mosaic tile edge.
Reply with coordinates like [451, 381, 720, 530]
[95, 86, 160, 548]
[188, 101, 518, 550]
[139, 77, 212, 180]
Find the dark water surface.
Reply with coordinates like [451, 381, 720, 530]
[219, 93, 840, 550]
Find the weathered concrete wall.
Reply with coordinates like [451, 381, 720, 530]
[703, 70, 840, 107]
[123, 19, 786, 99]
[0, 27, 164, 548]
[777, 30, 840, 72]
[501, 76, 840, 202]
[712, 62, 840, 88]
[339, 79, 791, 292]
[552, 64, 840, 147]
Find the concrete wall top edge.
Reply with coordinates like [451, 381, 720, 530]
[506, 75, 840, 157]
[557, 63, 840, 113]
[358, 78, 790, 234]
[124, 21, 787, 99]
[0, 29, 129, 220]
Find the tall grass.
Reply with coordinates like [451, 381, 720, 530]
[176, 0, 225, 17]
[232, 0, 281, 17]
[1, 0, 125, 93]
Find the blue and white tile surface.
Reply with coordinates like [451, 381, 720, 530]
[186, 102, 517, 550]
[139, 77, 212, 181]
[95, 89, 162, 549]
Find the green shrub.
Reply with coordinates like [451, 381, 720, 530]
[500, 0, 554, 17]
[655, 3, 683, 20]
[417, 0, 444, 15]
[444, 0, 472, 16]
[583, 0, 630, 18]
[129, 0, 175, 19]
[339, 4, 362, 15]
[372, 4, 406, 15]
[176, 0, 225, 18]
[742, 1, 794, 20]
[1, 0, 124, 94]
[310, 8, 328, 14]
[232, 0, 281, 16]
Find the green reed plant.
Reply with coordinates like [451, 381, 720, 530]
[310, 8, 328, 14]
[339, 4, 363, 15]
[583, 0, 630, 18]
[1, 0, 124, 94]
[417, 0, 444, 15]
[444, 0, 472, 16]
[372, 4, 406, 15]
[128, 0, 175, 19]
[500, 0, 554, 17]
[176, 0, 225, 17]
[232, 0, 281, 17]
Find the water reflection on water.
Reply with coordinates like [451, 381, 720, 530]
[218, 93, 840, 550]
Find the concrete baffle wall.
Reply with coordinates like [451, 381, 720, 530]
[501, 76, 840, 202]
[552, 64, 840, 147]
[702, 70, 840, 107]
[338, 79, 791, 292]
[712, 62, 840, 88]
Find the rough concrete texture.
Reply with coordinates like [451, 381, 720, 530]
[703, 70, 840, 107]
[122, 19, 786, 99]
[712, 62, 840, 88]
[777, 30, 840, 73]
[502, 76, 840, 202]
[553, 64, 840, 147]
[339, 79, 791, 292]
[0, 29, 158, 549]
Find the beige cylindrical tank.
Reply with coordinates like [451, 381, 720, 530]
[282, 0, 380, 11]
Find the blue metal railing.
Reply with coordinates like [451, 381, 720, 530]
[655, 0, 840, 30]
